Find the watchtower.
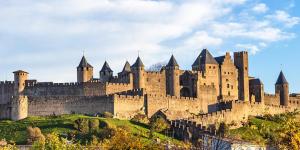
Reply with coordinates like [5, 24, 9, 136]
[77, 56, 93, 82]
[165, 55, 180, 96]
[275, 71, 289, 106]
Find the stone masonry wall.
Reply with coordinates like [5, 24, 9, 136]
[189, 100, 292, 127]
[28, 95, 114, 116]
[144, 71, 166, 95]
[113, 94, 145, 119]
[0, 103, 10, 119]
[289, 96, 300, 107]
[105, 82, 133, 95]
[0, 81, 14, 104]
[264, 94, 280, 106]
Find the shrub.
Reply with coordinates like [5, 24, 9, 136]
[149, 116, 170, 136]
[73, 118, 89, 133]
[89, 119, 100, 132]
[217, 122, 228, 137]
[26, 126, 45, 144]
[131, 113, 149, 124]
[31, 133, 83, 150]
[103, 112, 113, 118]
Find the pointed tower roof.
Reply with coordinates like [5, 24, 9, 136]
[100, 61, 113, 72]
[122, 61, 131, 72]
[276, 71, 288, 84]
[166, 55, 179, 67]
[132, 56, 144, 68]
[192, 49, 218, 67]
[78, 56, 93, 68]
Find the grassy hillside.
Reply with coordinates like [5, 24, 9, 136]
[0, 114, 179, 145]
[227, 111, 300, 147]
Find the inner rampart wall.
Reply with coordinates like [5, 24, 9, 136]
[264, 94, 280, 106]
[144, 71, 166, 95]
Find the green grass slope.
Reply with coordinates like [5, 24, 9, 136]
[0, 114, 179, 145]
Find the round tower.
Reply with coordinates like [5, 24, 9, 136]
[166, 55, 180, 97]
[131, 56, 145, 89]
[77, 56, 93, 83]
[275, 71, 289, 106]
[13, 70, 28, 95]
[12, 70, 29, 121]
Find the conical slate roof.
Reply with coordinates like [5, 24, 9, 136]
[166, 55, 179, 67]
[122, 61, 131, 72]
[192, 49, 218, 67]
[276, 71, 288, 84]
[78, 56, 93, 68]
[132, 56, 144, 68]
[100, 61, 113, 72]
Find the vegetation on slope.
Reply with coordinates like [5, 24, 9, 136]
[0, 114, 187, 149]
[227, 111, 300, 149]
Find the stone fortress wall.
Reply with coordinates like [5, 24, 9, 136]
[0, 49, 299, 125]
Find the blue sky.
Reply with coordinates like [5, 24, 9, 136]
[0, 0, 299, 93]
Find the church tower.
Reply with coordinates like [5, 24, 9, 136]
[234, 51, 249, 102]
[166, 55, 180, 97]
[131, 56, 145, 89]
[100, 61, 113, 82]
[275, 71, 289, 106]
[77, 56, 93, 83]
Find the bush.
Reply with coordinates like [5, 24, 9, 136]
[31, 133, 83, 150]
[26, 126, 45, 144]
[103, 112, 113, 118]
[131, 113, 149, 124]
[149, 116, 170, 133]
[74, 118, 89, 133]
[89, 119, 100, 132]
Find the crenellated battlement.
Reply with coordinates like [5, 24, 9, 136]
[116, 88, 145, 96]
[147, 94, 197, 101]
[26, 82, 83, 87]
[113, 94, 143, 100]
[264, 93, 278, 97]
[145, 71, 163, 75]
[106, 82, 131, 86]
[0, 81, 14, 85]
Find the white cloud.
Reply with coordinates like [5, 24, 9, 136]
[0, 0, 298, 82]
[267, 10, 300, 28]
[236, 44, 260, 54]
[182, 31, 223, 49]
[212, 22, 293, 42]
[252, 3, 268, 13]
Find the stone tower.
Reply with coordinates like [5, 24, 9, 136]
[100, 61, 113, 82]
[234, 51, 249, 102]
[11, 70, 29, 121]
[131, 56, 145, 89]
[249, 78, 264, 103]
[192, 49, 220, 96]
[275, 71, 289, 106]
[166, 55, 180, 96]
[77, 56, 93, 83]
[13, 70, 28, 95]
